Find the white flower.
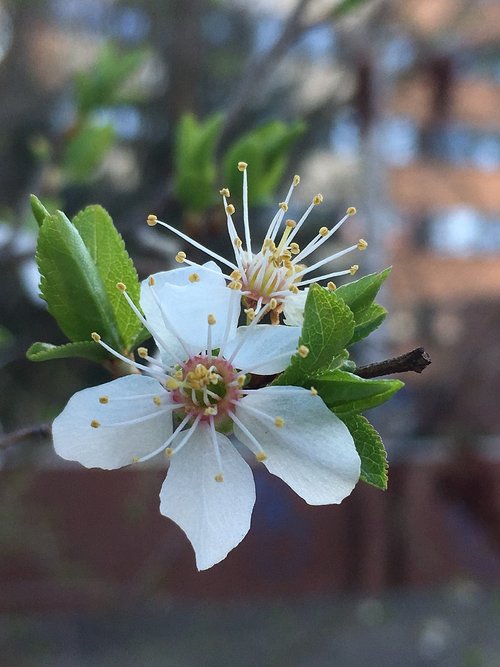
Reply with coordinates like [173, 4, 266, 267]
[52, 262, 360, 570]
[146, 161, 367, 324]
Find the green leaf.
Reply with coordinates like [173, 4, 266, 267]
[30, 195, 50, 228]
[62, 122, 115, 183]
[174, 113, 224, 213]
[342, 415, 388, 490]
[351, 303, 387, 344]
[222, 120, 305, 206]
[332, 0, 371, 18]
[36, 211, 121, 349]
[275, 284, 355, 385]
[72, 205, 147, 351]
[310, 369, 404, 416]
[27, 341, 108, 363]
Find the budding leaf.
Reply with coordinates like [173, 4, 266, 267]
[62, 122, 115, 183]
[341, 414, 388, 490]
[310, 369, 404, 416]
[27, 341, 108, 363]
[30, 195, 51, 228]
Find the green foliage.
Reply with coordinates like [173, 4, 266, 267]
[222, 120, 305, 206]
[62, 122, 115, 183]
[341, 415, 388, 490]
[30, 195, 50, 228]
[174, 113, 224, 213]
[26, 341, 108, 363]
[331, 0, 372, 18]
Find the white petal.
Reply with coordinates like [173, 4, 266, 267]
[52, 375, 173, 470]
[148, 260, 225, 288]
[141, 264, 239, 355]
[283, 289, 308, 326]
[159, 423, 255, 570]
[234, 386, 360, 505]
[226, 324, 301, 374]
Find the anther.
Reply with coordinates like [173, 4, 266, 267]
[148, 276, 156, 286]
[255, 452, 268, 462]
[357, 239, 368, 250]
[175, 251, 186, 263]
[214, 473, 224, 482]
[274, 416, 285, 428]
[91, 332, 101, 342]
[347, 206, 357, 216]
[153, 396, 162, 406]
[269, 298, 278, 310]
[310, 386, 318, 396]
[234, 237, 242, 248]
[285, 219, 296, 228]
[327, 281, 337, 291]
[298, 345, 310, 358]
[313, 194, 323, 205]
[229, 280, 242, 290]
[237, 161, 248, 171]
[350, 264, 359, 275]
[226, 204, 235, 215]
[116, 282, 126, 292]
[137, 347, 148, 358]
[205, 406, 218, 416]
[188, 272, 200, 283]
[219, 187, 230, 197]
[279, 202, 288, 212]
[230, 269, 242, 280]
[207, 314, 216, 325]
[289, 242, 300, 255]
[90, 419, 101, 428]
[165, 447, 173, 457]
[166, 378, 179, 390]
[290, 285, 299, 294]
[237, 374, 246, 386]
[293, 175, 300, 186]
[319, 226, 329, 237]
[147, 214, 158, 226]
[99, 396, 109, 404]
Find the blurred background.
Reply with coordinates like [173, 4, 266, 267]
[1, 0, 500, 664]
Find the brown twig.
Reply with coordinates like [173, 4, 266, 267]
[355, 347, 432, 379]
[0, 422, 52, 451]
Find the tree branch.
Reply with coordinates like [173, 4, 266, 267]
[0, 422, 52, 451]
[355, 347, 432, 379]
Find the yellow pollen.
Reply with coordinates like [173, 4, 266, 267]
[214, 473, 224, 482]
[153, 396, 162, 406]
[137, 347, 148, 358]
[313, 194, 323, 205]
[269, 298, 278, 310]
[188, 272, 200, 283]
[165, 447, 173, 457]
[289, 242, 300, 255]
[244, 307, 255, 320]
[166, 378, 179, 390]
[148, 276, 156, 286]
[298, 345, 310, 358]
[229, 280, 242, 290]
[350, 264, 359, 275]
[230, 269, 242, 280]
[234, 237, 242, 248]
[116, 282, 126, 292]
[310, 386, 318, 396]
[219, 187, 230, 197]
[274, 416, 285, 428]
[290, 285, 299, 294]
[99, 396, 109, 404]
[237, 374, 247, 386]
[207, 314, 216, 325]
[347, 206, 357, 216]
[255, 451, 268, 462]
[226, 204, 235, 215]
[357, 238, 368, 250]
[285, 219, 296, 228]
[279, 202, 288, 212]
[319, 226, 329, 237]
[175, 251, 186, 263]
[91, 332, 101, 342]
[293, 174, 300, 186]
[90, 419, 101, 428]
[147, 214, 157, 226]
[237, 161, 248, 171]
[327, 281, 337, 291]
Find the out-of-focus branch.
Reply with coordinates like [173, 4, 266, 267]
[355, 347, 432, 379]
[0, 422, 52, 451]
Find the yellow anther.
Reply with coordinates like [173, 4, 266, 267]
[207, 314, 216, 325]
[116, 282, 127, 292]
[137, 347, 148, 358]
[234, 237, 242, 248]
[293, 174, 300, 186]
[153, 396, 162, 406]
[230, 269, 242, 280]
[289, 242, 300, 255]
[90, 419, 101, 428]
[347, 206, 357, 216]
[91, 332, 101, 342]
[255, 451, 268, 462]
[310, 386, 318, 396]
[204, 406, 218, 416]
[279, 202, 288, 212]
[148, 275, 156, 286]
[188, 272, 200, 283]
[175, 251, 186, 263]
[175, 369, 184, 380]
[166, 378, 179, 390]
[357, 238, 368, 250]
[313, 194, 323, 205]
[244, 307, 255, 320]
[226, 204, 235, 215]
[298, 345, 310, 358]
[274, 416, 285, 428]
[147, 214, 158, 226]
[269, 298, 278, 310]
[229, 280, 242, 290]
[327, 281, 337, 291]
[165, 447, 173, 457]
[237, 161, 248, 171]
[237, 374, 247, 386]
[214, 473, 224, 482]
[285, 219, 296, 228]
[290, 285, 299, 294]
[319, 226, 329, 237]
[350, 264, 359, 275]
[219, 187, 230, 197]
[99, 396, 109, 404]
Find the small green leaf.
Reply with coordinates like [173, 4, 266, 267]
[310, 369, 403, 416]
[62, 122, 115, 183]
[275, 284, 355, 385]
[27, 341, 107, 363]
[336, 267, 391, 316]
[30, 195, 50, 228]
[351, 303, 387, 344]
[342, 415, 388, 490]
[72, 205, 147, 351]
[36, 211, 120, 349]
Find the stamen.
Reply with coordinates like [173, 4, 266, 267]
[176, 251, 186, 263]
[91, 332, 167, 380]
[219, 187, 230, 197]
[240, 161, 252, 257]
[350, 264, 359, 275]
[188, 272, 200, 283]
[228, 409, 267, 461]
[298, 345, 309, 358]
[165, 415, 202, 458]
[295, 268, 353, 287]
[209, 418, 224, 482]
[138, 414, 191, 463]
[226, 204, 235, 215]
[327, 282, 336, 291]
[147, 214, 158, 226]
[357, 239, 368, 250]
[218, 286, 240, 358]
[293, 243, 360, 279]
[90, 419, 100, 428]
[99, 396, 109, 404]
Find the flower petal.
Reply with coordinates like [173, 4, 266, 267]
[283, 289, 308, 326]
[226, 324, 301, 374]
[234, 386, 360, 505]
[159, 423, 255, 570]
[141, 263, 239, 355]
[52, 375, 173, 470]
